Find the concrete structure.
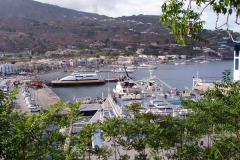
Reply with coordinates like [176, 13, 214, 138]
[218, 38, 240, 81]
[0, 64, 15, 76]
[234, 46, 240, 81]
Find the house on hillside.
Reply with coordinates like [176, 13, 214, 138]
[136, 48, 144, 54]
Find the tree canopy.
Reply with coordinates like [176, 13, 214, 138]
[2, 71, 240, 159]
[160, 0, 240, 45]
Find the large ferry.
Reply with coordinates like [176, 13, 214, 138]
[51, 72, 105, 86]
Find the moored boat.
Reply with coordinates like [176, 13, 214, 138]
[51, 72, 105, 86]
[111, 68, 134, 73]
[138, 63, 157, 69]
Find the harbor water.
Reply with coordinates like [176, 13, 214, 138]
[38, 60, 233, 101]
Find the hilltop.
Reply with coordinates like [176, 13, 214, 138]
[0, 0, 238, 59]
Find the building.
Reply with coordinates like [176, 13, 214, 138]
[218, 38, 240, 81]
[0, 64, 15, 75]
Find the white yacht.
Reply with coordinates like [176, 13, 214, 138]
[199, 60, 209, 63]
[113, 79, 142, 97]
[113, 76, 163, 100]
[127, 65, 138, 69]
[138, 63, 157, 69]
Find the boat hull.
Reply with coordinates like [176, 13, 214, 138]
[51, 80, 106, 87]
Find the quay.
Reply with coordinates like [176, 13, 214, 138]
[31, 84, 61, 109]
[3, 76, 61, 113]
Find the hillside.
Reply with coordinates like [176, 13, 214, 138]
[0, 0, 238, 58]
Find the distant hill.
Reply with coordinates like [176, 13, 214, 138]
[0, 0, 238, 59]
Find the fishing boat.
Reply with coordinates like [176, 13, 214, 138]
[51, 71, 105, 86]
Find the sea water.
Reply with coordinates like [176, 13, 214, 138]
[38, 60, 233, 101]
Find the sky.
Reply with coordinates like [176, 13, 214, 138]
[35, 0, 239, 32]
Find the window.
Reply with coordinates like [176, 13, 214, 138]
[236, 47, 239, 57]
[235, 59, 239, 70]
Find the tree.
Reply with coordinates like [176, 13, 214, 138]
[3, 71, 240, 159]
[99, 117, 125, 160]
[0, 89, 83, 160]
[160, 0, 240, 45]
[180, 70, 240, 159]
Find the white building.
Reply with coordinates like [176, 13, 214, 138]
[234, 46, 240, 81]
[136, 48, 144, 54]
[158, 56, 167, 60]
[0, 64, 15, 75]
[219, 38, 240, 81]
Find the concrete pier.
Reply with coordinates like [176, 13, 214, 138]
[29, 84, 61, 110]
[3, 76, 61, 113]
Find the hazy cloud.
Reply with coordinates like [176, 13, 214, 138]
[35, 0, 239, 31]
[35, 0, 163, 17]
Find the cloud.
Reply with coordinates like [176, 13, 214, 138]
[201, 7, 239, 32]
[34, 0, 239, 32]
[34, 0, 163, 17]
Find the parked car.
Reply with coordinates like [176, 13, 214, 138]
[28, 105, 40, 112]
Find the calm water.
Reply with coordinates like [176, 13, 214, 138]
[38, 60, 233, 101]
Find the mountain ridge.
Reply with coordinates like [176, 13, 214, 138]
[0, 0, 238, 59]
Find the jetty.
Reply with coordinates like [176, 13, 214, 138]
[4, 76, 61, 112]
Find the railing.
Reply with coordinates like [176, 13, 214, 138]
[193, 77, 222, 86]
[107, 94, 122, 117]
[156, 95, 179, 117]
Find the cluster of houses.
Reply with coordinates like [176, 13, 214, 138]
[0, 54, 190, 76]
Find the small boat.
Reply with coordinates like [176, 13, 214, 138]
[174, 62, 179, 65]
[111, 68, 134, 73]
[127, 65, 138, 69]
[200, 60, 209, 63]
[180, 61, 186, 65]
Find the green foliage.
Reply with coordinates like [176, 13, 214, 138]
[93, 145, 113, 160]
[0, 89, 83, 160]
[72, 124, 97, 159]
[2, 71, 240, 159]
[181, 70, 240, 159]
[160, 0, 240, 45]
